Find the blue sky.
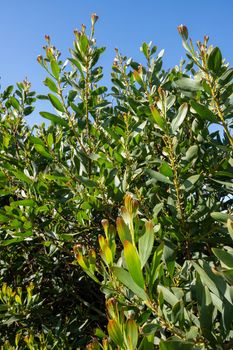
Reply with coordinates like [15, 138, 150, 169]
[0, 0, 232, 125]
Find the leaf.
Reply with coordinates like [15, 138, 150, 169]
[181, 174, 200, 192]
[141, 323, 161, 335]
[163, 241, 175, 277]
[34, 144, 53, 159]
[40, 112, 68, 127]
[184, 145, 198, 161]
[50, 59, 60, 79]
[212, 248, 233, 268]
[190, 101, 217, 123]
[157, 285, 179, 307]
[79, 34, 89, 54]
[174, 77, 202, 92]
[13, 170, 33, 184]
[159, 162, 173, 178]
[116, 217, 131, 244]
[139, 221, 154, 268]
[208, 47, 222, 74]
[210, 212, 233, 223]
[198, 284, 216, 344]
[146, 169, 173, 185]
[2, 85, 13, 100]
[192, 261, 232, 304]
[150, 243, 164, 285]
[107, 319, 124, 347]
[133, 70, 143, 86]
[10, 199, 36, 207]
[1, 238, 28, 246]
[112, 267, 148, 300]
[125, 319, 138, 349]
[92, 86, 108, 96]
[171, 301, 184, 324]
[24, 106, 35, 116]
[9, 96, 20, 110]
[44, 77, 58, 93]
[124, 240, 144, 289]
[171, 103, 188, 132]
[227, 219, 233, 240]
[159, 339, 194, 350]
[76, 176, 97, 187]
[48, 94, 65, 112]
[150, 105, 165, 129]
[219, 68, 233, 85]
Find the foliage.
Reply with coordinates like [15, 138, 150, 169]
[79, 195, 233, 349]
[0, 17, 232, 349]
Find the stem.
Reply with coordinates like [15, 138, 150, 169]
[207, 76, 233, 147]
[85, 62, 90, 140]
[164, 136, 185, 225]
[57, 83, 87, 155]
[164, 135, 190, 257]
[201, 50, 233, 147]
[84, 55, 92, 178]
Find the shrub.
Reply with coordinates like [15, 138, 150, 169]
[0, 16, 232, 349]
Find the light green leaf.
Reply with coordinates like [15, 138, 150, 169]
[184, 145, 198, 161]
[174, 77, 202, 92]
[40, 112, 68, 128]
[34, 144, 53, 159]
[107, 320, 124, 347]
[211, 212, 233, 223]
[48, 94, 65, 112]
[171, 103, 188, 132]
[146, 169, 173, 185]
[139, 221, 154, 268]
[124, 240, 144, 289]
[116, 217, 131, 244]
[50, 59, 60, 79]
[125, 319, 138, 349]
[10, 199, 36, 207]
[112, 267, 148, 300]
[44, 77, 58, 93]
[150, 105, 165, 129]
[157, 285, 179, 307]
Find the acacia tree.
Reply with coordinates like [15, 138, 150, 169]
[0, 17, 232, 349]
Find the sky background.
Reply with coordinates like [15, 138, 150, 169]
[0, 0, 232, 125]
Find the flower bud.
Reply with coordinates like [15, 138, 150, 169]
[102, 338, 110, 350]
[74, 29, 81, 40]
[44, 34, 50, 42]
[73, 244, 82, 255]
[158, 86, 166, 100]
[101, 219, 109, 236]
[177, 24, 188, 40]
[91, 13, 99, 27]
[37, 55, 43, 63]
[46, 47, 54, 60]
[81, 24, 86, 33]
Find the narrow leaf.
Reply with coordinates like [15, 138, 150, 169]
[48, 94, 65, 112]
[139, 221, 154, 267]
[171, 103, 188, 132]
[124, 240, 144, 289]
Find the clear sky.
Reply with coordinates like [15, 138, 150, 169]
[0, 0, 232, 125]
